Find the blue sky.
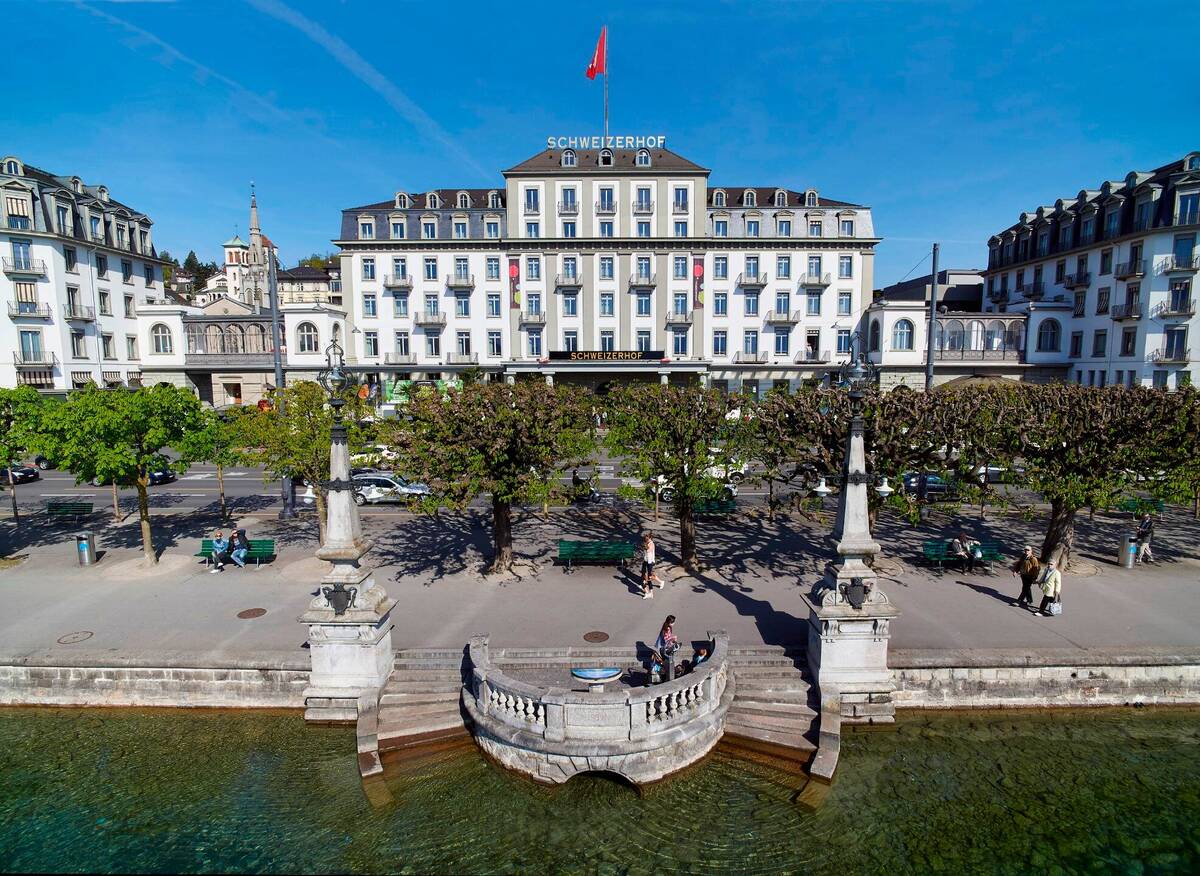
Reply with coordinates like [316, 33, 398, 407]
[7, 0, 1197, 284]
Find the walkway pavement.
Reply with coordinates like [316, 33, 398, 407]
[1, 500, 1197, 662]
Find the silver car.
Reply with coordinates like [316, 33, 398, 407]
[352, 473, 430, 505]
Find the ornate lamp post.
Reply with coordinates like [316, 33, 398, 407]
[298, 340, 396, 723]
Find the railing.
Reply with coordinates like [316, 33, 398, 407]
[1152, 348, 1190, 365]
[737, 272, 766, 287]
[1020, 281, 1045, 299]
[987, 288, 1008, 301]
[1134, 217, 1153, 232]
[800, 272, 832, 287]
[764, 310, 801, 324]
[1157, 298, 1196, 319]
[733, 350, 768, 363]
[796, 348, 831, 363]
[414, 311, 447, 327]
[7, 302, 51, 318]
[383, 274, 412, 290]
[555, 274, 582, 289]
[594, 200, 616, 215]
[384, 352, 414, 364]
[446, 273, 475, 291]
[1175, 211, 1200, 227]
[1114, 260, 1145, 279]
[928, 347, 1023, 362]
[2, 257, 47, 275]
[632, 200, 654, 215]
[1111, 301, 1142, 320]
[628, 273, 656, 289]
[519, 311, 546, 325]
[672, 201, 689, 214]
[63, 303, 96, 321]
[6, 217, 31, 230]
[13, 350, 57, 367]
[184, 351, 275, 367]
[523, 202, 541, 216]
[557, 201, 579, 216]
[1163, 254, 1199, 273]
[665, 310, 694, 325]
[447, 352, 479, 365]
[89, 232, 105, 244]
[1064, 272, 1091, 288]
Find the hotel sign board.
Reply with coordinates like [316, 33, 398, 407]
[546, 135, 666, 150]
[548, 350, 665, 362]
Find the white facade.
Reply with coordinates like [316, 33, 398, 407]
[1, 155, 161, 393]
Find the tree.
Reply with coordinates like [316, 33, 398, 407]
[182, 250, 202, 275]
[180, 409, 246, 520]
[384, 381, 595, 573]
[40, 385, 203, 566]
[0, 386, 46, 524]
[604, 384, 739, 570]
[1144, 387, 1200, 518]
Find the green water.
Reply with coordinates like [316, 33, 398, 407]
[1, 707, 1198, 875]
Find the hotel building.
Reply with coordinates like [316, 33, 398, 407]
[335, 142, 877, 397]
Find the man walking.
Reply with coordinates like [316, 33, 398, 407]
[1134, 513, 1155, 564]
[1010, 545, 1040, 609]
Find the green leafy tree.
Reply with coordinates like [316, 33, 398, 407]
[182, 250, 202, 275]
[40, 385, 203, 566]
[1144, 387, 1200, 518]
[604, 384, 739, 570]
[384, 381, 595, 573]
[180, 409, 247, 520]
[0, 386, 46, 524]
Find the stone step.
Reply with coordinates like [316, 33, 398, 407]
[396, 648, 465, 659]
[379, 690, 461, 707]
[734, 682, 812, 698]
[303, 706, 358, 723]
[385, 679, 463, 693]
[730, 698, 818, 719]
[379, 701, 462, 724]
[378, 713, 468, 743]
[724, 720, 817, 751]
[725, 710, 815, 735]
[378, 723, 471, 753]
[389, 668, 465, 680]
[733, 689, 814, 707]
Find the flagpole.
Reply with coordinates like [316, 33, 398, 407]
[603, 26, 609, 145]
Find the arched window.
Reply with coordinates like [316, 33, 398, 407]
[457, 193, 469, 209]
[598, 149, 613, 167]
[247, 324, 267, 353]
[946, 319, 965, 350]
[635, 149, 651, 167]
[151, 323, 173, 354]
[226, 325, 245, 354]
[561, 149, 576, 167]
[1036, 319, 1061, 352]
[868, 319, 881, 352]
[933, 321, 945, 351]
[4, 160, 17, 175]
[806, 191, 818, 207]
[205, 324, 225, 353]
[488, 191, 501, 208]
[775, 190, 787, 207]
[744, 190, 756, 207]
[427, 192, 439, 209]
[891, 318, 914, 351]
[185, 324, 204, 354]
[332, 323, 342, 344]
[967, 320, 985, 350]
[297, 322, 319, 353]
[713, 191, 725, 207]
[1005, 322, 1025, 351]
[1188, 154, 1200, 171]
[396, 193, 409, 208]
[985, 319, 1005, 350]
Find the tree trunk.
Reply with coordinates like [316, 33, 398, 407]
[491, 496, 514, 572]
[1193, 488, 1199, 520]
[7, 468, 17, 524]
[766, 479, 775, 522]
[1040, 497, 1076, 567]
[314, 489, 327, 545]
[136, 478, 156, 566]
[654, 488, 660, 522]
[679, 499, 698, 570]
[216, 463, 227, 520]
[111, 482, 121, 523]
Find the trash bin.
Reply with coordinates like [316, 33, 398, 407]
[76, 531, 97, 566]
[1117, 534, 1137, 568]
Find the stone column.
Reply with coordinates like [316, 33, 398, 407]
[659, 371, 670, 385]
[545, 371, 555, 386]
[299, 399, 396, 723]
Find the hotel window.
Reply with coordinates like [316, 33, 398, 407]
[675, 221, 688, 238]
[674, 292, 689, 315]
[837, 329, 852, 354]
[116, 226, 126, 248]
[806, 290, 822, 316]
[526, 222, 540, 238]
[527, 292, 542, 315]
[637, 221, 651, 238]
[1179, 192, 1200, 225]
[1069, 331, 1083, 358]
[392, 220, 405, 239]
[486, 257, 500, 280]
[838, 291, 852, 316]
[360, 221, 374, 239]
[673, 187, 688, 211]
[96, 254, 107, 276]
[527, 329, 542, 357]
[715, 219, 728, 237]
[838, 255, 853, 279]
[808, 220, 822, 237]
[743, 330, 758, 354]
[363, 293, 377, 317]
[561, 188, 577, 211]
[673, 256, 687, 279]
[525, 189, 540, 212]
[123, 294, 134, 317]
[98, 290, 111, 315]
[713, 191, 726, 207]
[126, 335, 139, 360]
[456, 331, 471, 355]
[56, 204, 70, 235]
[637, 330, 652, 352]
[563, 293, 578, 317]
[744, 191, 756, 207]
[486, 221, 499, 239]
[636, 187, 652, 210]
[744, 291, 759, 316]
[1055, 260, 1066, 283]
[775, 291, 790, 313]
[600, 330, 615, 352]
[487, 292, 501, 316]
[395, 331, 410, 356]
[776, 256, 791, 279]
[563, 221, 577, 238]
[454, 221, 467, 239]
[746, 255, 760, 277]
[395, 293, 410, 317]
[150, 323, 172, 354]
[714, 292, 727, 315]
[746, 219, 760, 237]
[423, 221, 437, 239]
[563, 330, 578, 352]
[455, 294, 470, 317]
[121, 260, 133, 283]
[1073, 290, 1086, 317]
[364, 331, 379, 357]
[1037, 230, 1050, 255]
[428, 193, 440, 209]
[840, 219, 854, 236]
[70, 330, 86, 358]
[600, 256, 614, 279]
[1120, 327, 1137, 356]
[393, 257, 408, 278]
[526, 256, 541, 280]
[1096, 287, 1110, 314]
[774, 329, 790, 356]
[598, 187, 614, 211]
[561, 150, 577, 168]
[1153, 370, 1168, 389]
[487, 330, 502, 357]
[636, 292, 652, 316]
[362, 258, 376, 281]
[636, 149, 651, 167]
[424, 293, 439, 315]
[1092, 329, 1108, 358]
[1081, 217, 1094, 243]
[101, 333, 115, 360]
[1097, 249, 1112, 275]
[426, 332, 441, 357]
[454, 257, 469, 280]
[714, 256, 728, 279]
[144, 264, 154, 285]
[1036, 319, 1062, 352]
[777, 219, 791, 237]
[808, 255, 822, 278]
[599, 221, 613, 238]
[5, 195, 30, 229]
[673, 329, 688, 356]
[64, 247, 77, 272]
[713, 330, 727, 356]
[600, 292, 614, 315]
[636, 256, 652, 279]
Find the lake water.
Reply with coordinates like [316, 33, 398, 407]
[1, 706, 1197, 874]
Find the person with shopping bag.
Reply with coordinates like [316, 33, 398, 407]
[1036, 559, 1063, 616]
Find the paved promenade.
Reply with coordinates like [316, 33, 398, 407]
[1, 500, 1197, 662]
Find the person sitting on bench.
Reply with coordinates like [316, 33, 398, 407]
[229, 528, 249, 569]
[210, 531, 231, 573]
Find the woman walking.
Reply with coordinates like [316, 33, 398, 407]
[1010, 545, 1040, 609]
[1037, 559, 1063, 616]
[640, 533, 662, 598]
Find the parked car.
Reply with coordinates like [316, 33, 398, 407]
[707, 448, 748, 483]
[33, 455, 54, 471]
[658, 478, 738, 505]
[90, 469, 176, 487]
[4, 465, 40, 484]
[352, 472, 430, 506]
[901, 471, 955, 498]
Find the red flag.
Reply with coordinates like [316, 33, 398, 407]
[585, 26, 607, 80]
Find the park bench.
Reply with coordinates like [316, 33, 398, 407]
[195, 538, 277, 568]
[1117, 497, 1164, 515]
[922, 539, 1003, 569]
[46, 500, 93, 522]
[557, 539, 636, 573]
[694, 498, 737, 515]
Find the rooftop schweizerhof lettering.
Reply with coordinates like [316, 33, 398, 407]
[546, 135, 667, 150]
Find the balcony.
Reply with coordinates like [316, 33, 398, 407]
[555, 274, 582, 290]
[1175, 211, 1200, 227]
[523, 202, 541, 216]
[557, 201, 579, 216]
[2, 257, 47, 276]
[1163, 254, 1199, 273]
[795, 349, 831, 364]
[1158, 298, 1196, 319]
[446, 273, 475, 291]
[737, 272, 767, 288]
[384, 352, 415, 365]
[929, 347, 1023, 362]
[63, 303, 96, 322]
[185, 351, 276, 367]
[594, 200, 616, 215]
[628, 273, 656, 290]
[89, 232, 106, 245]
[732, 350, 768, 364]
[383, 274, 413, 290]
[7, 302, 52, 319]
[632, 200, 654, 215]
[799, 272, 832, 288]
[672, 201, 689, 215]
[1020, 281, 1045, 299]
[987, 288, 1009, 302]
[1111, 301, 1143, 321]
[414, 311, 447, 327]
[447, 352, 479, 365]
[1114, 260, 1145, 280]
[14, 350, 57, 367]
[1063, 272, 1091, 289]
[764, 309, 801, 324]
[1152, 348, 1190, 365]
[665, 310, 694, 326]
[519, 310, 546, 325]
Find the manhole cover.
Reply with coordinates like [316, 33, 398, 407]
[583, 631, 609, 643]
[237, 608, 267, 620]
[57, 631, 93, 645]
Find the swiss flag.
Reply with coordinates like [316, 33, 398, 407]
[585, 26, 607, 80]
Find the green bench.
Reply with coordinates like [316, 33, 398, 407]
[46, 500, 93, 522]
[1117, 498, 1164, 515]
[557, 539, 636, 573]
[923, 539, 1003, 569]
[195, 538, 277, 568]
[694, 498, 737, 515]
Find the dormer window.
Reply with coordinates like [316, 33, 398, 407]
[599, 149, 613, 167]
[774, 190, 787, 207]
[744, 190, 756, 207]
[561, 149, 577, 167]
[806, 190, 818, 207]
[396, 193, 409, 208]
[457, 192, 470, 209]
[98, 186, 109, 203]
[71, 177, 82, 193]
[713, 191, 726, 207]
[3, 159, 19, 175]
[635, 149, 651, 167]
[1188, 154, 1200, 171]
[488, 191, 501, 209]
[427, 192, 440, 209]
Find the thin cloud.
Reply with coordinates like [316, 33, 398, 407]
[245, 0, 489, 179]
